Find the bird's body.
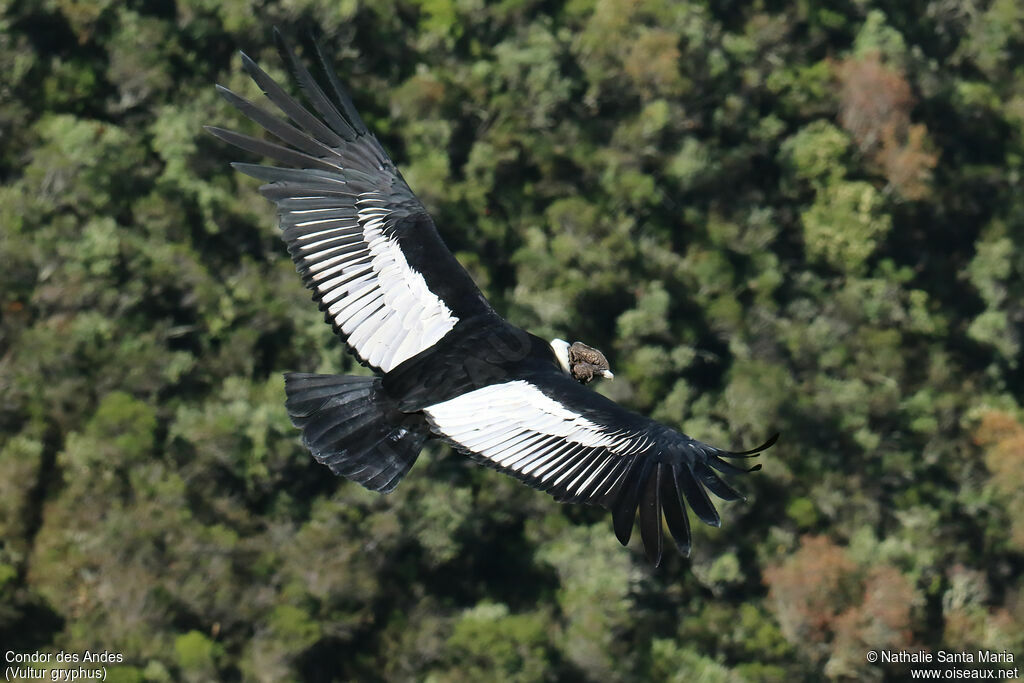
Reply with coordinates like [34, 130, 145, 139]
[210, 31, 777, 565]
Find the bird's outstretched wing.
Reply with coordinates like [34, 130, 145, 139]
[421, 373, 777, 565]
[208, 31, 493, 374]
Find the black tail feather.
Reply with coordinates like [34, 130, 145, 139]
[284, 372, 428, 493]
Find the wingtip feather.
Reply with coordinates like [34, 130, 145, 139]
[660, 467, 692, 558]
[721, 432, 780, 458]
[638, 464, 664, 566]
[272, 26, 292, 60]
[674, 464, 722, 528]
[610, 459, 646, 547]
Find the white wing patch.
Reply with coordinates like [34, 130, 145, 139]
[423, 380, 641, 498]
[297, 191, 458, 373]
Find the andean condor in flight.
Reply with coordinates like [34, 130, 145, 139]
[207, 30, 778, 566]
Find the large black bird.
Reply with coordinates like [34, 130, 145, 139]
[208, 31, 777, 565]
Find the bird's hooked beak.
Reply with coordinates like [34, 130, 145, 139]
[601, 369, 614, 380]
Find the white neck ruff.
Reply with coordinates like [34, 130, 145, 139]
[550, 338, 571, 375]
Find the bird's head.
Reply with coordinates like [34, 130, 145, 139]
[550, 339, 614, 384]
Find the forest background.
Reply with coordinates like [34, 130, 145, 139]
[1, 0, 1023, 680]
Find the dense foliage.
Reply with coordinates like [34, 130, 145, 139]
[2, 0, 1022, 680]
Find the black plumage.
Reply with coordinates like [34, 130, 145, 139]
[209, 30, 778, 566]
